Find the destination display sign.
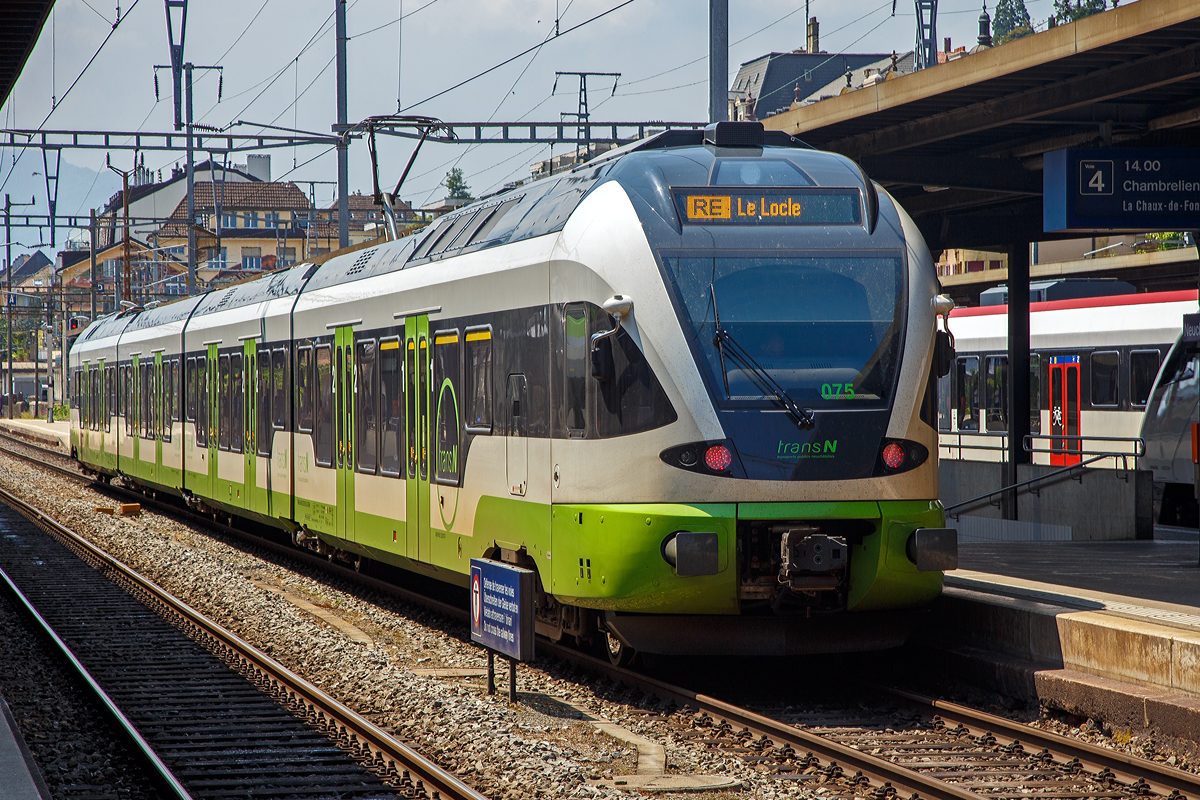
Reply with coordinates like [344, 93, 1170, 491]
[1044, 148, 1200, 232]
[672, 187, 861, 226]
[1183, 313, 1200, 344]
[469, 558, 534, 662]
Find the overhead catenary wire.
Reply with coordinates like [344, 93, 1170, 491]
[399, 0, 638, 114]
[0, 0, 145, 195]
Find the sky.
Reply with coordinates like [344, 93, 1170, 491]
[0, 0, 1070, 262]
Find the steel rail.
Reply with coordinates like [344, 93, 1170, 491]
[9, 436, 1200, 799]
[880, 685, 1200, 800]
[0, 562, 194, 800]
[0, 463, 488, 800]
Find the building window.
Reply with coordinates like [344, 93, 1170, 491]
[246, 212, 259, 229]
[265, 212, 280, 228]
[242, 247, 262, 271]
[280, 247, 296, 267]
[221, 212, 237, 228]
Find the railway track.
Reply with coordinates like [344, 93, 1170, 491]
[0, 449, 487, 800]
[3, 435, 1199, 800]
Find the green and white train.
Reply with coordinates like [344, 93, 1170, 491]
[70, 122, 956, 661]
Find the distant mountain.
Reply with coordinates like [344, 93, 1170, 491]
[0, 157, 120, 263]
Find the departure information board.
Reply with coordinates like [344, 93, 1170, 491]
[673, 187, 862, 226]
[1044, 147, 1200, 232]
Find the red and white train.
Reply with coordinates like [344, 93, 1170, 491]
[939, 289, 1197, 522]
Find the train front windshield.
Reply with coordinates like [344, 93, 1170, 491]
[662, 253, 906, 410]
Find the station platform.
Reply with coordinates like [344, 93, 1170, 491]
[0, 419, 70, 453]
[0, 694, 51, 800]
[916, 529, 1200, 742]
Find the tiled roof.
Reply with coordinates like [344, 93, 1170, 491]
[158, 182, 316, 237]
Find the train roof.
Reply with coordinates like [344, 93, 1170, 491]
[74, 123, 881, 350]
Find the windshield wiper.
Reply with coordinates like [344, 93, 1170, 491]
[711, 283, 815, 430]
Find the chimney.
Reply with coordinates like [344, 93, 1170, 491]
[246, 154, 271, 182]
[944, 37, 952, 54]
[807, 17, 819, 55]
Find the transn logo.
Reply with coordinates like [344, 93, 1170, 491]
[687, 195, 731, 220]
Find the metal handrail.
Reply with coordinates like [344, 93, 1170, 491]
[938, 430, 1008, 461]
[1023, 433, 1145, 471]
[944, 434, 1146, 518]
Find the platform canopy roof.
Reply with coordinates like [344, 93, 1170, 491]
[761, 0, 1200, 251]
[0, 0, 55, 108]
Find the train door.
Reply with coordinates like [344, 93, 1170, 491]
[506, 374, 528, 495]
[250, 345, 271, 517]
[207, 345, 220, 492]
[335, 326, 356, 543]
[244, 340, 260, 515]
[105, 364, 117, 473]
[154, 353, 164, 483]
[404, 316, 430, 561]
[1049, 356, 1081, 466]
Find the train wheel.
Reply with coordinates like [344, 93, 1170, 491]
[606, 631, 634, 667]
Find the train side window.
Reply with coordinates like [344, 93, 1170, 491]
[171, 360, 180, 423]
[231, 353, 244, 454]
[432, 330, 461, 485]
[106, 366, 115, 433]
[1029, 354, 1042, 434]
[315, 344, 333, 466]
[186, 358, 196, 422]
[297, 346, 314, 432]
[1130, 349, 1161, 408]
[356, 338, 378, 474]
[196, 356, 208, 447]
[984, 355, 1008, 432]
[218, 354, 231, 450]
[954, 356, 979, 431]
[143, 363, 153, 439]
[123, 365, 132, 436]
[162, 360, 172, 442]
[379, 338, 402, 476]
[257, 347, 272, 456]
[1090, 350, 1119, 407]
[465, 327, 492, 432]
[564, 304, 588, 435]
[272, 348, 288, 431]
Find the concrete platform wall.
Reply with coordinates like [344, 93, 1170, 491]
[940, 459, 1153, 540]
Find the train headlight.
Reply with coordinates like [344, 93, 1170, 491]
[873, 439, 929, 476]
[659, 440, 743, 477]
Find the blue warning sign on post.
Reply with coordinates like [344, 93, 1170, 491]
[469, 559, 534, 662]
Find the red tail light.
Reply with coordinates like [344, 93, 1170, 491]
[881, 442, 905, 470]
[704, 444, 733, 472]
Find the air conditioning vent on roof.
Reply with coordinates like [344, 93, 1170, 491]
[345, 248, 377, 277]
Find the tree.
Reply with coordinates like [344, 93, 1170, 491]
[443, 168, 472, 201]
[1052, 0, 1107, 24]
[993, 0, 1033, 43]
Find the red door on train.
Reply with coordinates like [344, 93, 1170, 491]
[1049, 356, 1081, 466]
